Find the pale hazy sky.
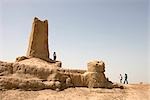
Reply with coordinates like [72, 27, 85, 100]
[0, 0, 149, 83]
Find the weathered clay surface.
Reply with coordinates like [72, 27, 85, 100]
[16, 56, 29, 62]
[0, 61, 68, 91]
[0, 61, 13, 76]
[26, 17, 50, 61]
[87, 60, 105, 73]
[0, 60, 119, 91]
[83, 60, 113, 88]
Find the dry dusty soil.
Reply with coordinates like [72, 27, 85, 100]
[0, 84, 149, 100]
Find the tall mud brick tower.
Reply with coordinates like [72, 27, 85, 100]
[27, 17, 50, 61]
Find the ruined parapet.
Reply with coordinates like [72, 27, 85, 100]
[59, 69, 86, 87]
[0, 59, 121, 91]
[83, 60, 113, 88]
[55, 61, 113, 88]
[87, 60, 105, 73]
[26, 17, 50, 61]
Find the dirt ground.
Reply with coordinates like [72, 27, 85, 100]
[0, 84, 149, 100]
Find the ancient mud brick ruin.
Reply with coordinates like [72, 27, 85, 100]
[0, 17, 122, 91]
[27, 17, 50, 61]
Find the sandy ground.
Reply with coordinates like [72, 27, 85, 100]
[0, 84, 149, 100]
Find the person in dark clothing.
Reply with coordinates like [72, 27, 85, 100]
[124, 73, 128, 84]
[120, 74, 123, 83]
[53, 52, 56, 61]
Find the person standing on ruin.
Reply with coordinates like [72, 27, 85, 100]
[53, 52, 56, 61]
[124, 73, 128, 84]
[120, 74, 123, 83]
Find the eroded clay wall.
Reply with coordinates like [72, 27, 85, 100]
[26, 17, 50, 61]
